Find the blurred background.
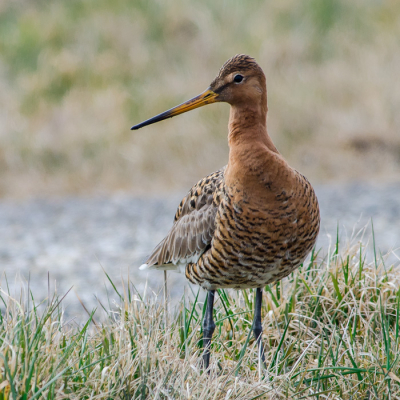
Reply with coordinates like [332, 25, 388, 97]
[0, 0, 399, 199]
[0, 0, 399, 317]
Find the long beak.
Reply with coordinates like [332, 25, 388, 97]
[131, 88, 218, 130]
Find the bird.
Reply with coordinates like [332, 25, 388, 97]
[131, 54, 320, 370]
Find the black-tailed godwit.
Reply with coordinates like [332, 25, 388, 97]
[132, 55, 320, 369]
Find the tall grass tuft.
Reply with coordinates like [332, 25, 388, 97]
[0, 240, 399, 398]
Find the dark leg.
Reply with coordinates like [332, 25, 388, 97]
[202, 290, 216, 370]
[253, 288, 266, 366]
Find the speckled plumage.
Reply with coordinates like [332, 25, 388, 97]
[139, 54, 320, 291]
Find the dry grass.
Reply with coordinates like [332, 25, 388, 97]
[0, 0, 400, 199]
[0, 236, 399, 399]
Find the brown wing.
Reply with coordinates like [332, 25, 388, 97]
[144, 168, 225, 268]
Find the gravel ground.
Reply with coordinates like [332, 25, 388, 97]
[0, 181, 399, 320]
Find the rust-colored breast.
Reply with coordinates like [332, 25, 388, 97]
[185, 170, 320, 290]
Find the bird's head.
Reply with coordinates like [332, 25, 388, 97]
[131, 55, 266, 131]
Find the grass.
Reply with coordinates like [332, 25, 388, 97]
[1, 0, 400, 198]
[0, 238, 399, 399]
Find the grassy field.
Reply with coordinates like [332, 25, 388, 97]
[0, 237, 399, 399]
[0, 0, 400, 198]
[1, 3, 399, 397]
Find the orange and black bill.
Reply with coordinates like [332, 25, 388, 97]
[131, 88, 218, 130]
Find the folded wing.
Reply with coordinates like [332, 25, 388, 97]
[140, 168, 225, 271]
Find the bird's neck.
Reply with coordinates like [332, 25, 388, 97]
[227, 104, 278, 155]
[225, 104, 283, 191]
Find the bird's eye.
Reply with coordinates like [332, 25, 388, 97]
[233, 74, 243, 83]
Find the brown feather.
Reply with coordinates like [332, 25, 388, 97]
[144, 168, 225, 267]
